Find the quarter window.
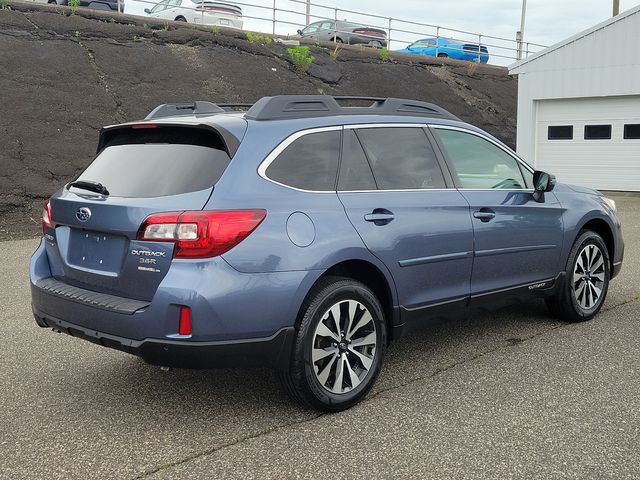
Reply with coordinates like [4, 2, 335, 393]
[355, 128, 446, 190]
[265, 130, 340, 191]
[338, 130, 377, 191]
[584, 125, 611, 140]
[548, 125, 573, 140]
[434, 129, 527, 189]
[624, 124, 640, 139]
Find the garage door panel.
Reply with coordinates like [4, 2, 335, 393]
[535, 96, 640, 191]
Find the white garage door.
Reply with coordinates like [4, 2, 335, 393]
[535, 96, 640, 191]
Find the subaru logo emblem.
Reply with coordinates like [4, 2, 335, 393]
[76, 207, 92, 222]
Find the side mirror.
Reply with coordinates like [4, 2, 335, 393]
[532, 170, 556, 202]
[144, 7, 150, 13]
[297, 29, 303, 35]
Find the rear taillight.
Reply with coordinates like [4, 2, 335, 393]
[42, 199, 52, 233]
[137, 210, 266, 259]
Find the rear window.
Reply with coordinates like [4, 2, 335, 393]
[74, 144, 230, 198]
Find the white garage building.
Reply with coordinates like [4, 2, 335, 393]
[509, 5, 640, 192]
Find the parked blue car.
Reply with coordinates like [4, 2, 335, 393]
[398, 37, 490, 63]
[31, 96, 623, 411]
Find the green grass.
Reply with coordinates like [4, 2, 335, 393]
[378, 47, 390, 62]
[0, 0, 10, 10]
[210, 25, 220, 35]
[287, 45, 314, 74]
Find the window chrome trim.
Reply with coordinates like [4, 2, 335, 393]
[257, 123, 537, 194]
[257, 126, 343, 194]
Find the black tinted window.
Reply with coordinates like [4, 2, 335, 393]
[548, 125, 573, 140]
[338, 130, 376, 191]
[355, 128, 446, 190]
[624, 124, 640, 139]
[435, 129, 526, 189]
[74, 144, 230, 198]
[266, 130, 340, 191]
[584, 125, 611, 140]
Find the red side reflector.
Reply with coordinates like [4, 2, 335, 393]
[131, 124, 158, 129]
[178, 306, 192, 336]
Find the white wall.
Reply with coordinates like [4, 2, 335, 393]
[510, 6, 640, 165]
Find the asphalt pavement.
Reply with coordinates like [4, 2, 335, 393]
[1, 194, 638, 480]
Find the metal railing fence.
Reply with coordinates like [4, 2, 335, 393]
[82, 0, 547, 65]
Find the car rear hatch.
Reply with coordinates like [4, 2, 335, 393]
[43, 122, 243, 302]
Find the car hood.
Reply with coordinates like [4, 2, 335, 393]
[556, 182, 602, 197]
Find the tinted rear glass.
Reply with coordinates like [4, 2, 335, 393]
[356, 127, 446, 190]
[74, 144, 230, 198]
[265, 130, 341, 191]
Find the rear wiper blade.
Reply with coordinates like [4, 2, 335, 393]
[67, 180, 110, 196]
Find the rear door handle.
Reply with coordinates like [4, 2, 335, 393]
[473, 208, 496, 222]
[364, 209, 395, 225]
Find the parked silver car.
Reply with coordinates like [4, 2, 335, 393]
[296, 20, 387, 48]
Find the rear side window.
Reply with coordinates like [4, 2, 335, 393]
[338, 130, 377, 191]
[434, 129, 527, 189]
[355, 127, 446, 190]
[265, 130, 341, 191]
[75, 144, 230, 198]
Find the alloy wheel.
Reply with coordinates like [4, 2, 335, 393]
[311, 299, 377, 394]
[572, 244, 606, 310]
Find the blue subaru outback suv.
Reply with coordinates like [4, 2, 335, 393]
[30, 96, 624, 411]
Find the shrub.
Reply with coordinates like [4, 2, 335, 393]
[288, 45, 314, 74]
[68, 0, 80, 14]
[0, 0, 10, 10]
[379, 47, 390, 62]
[245, 32, 273, 45]
[210, 25, 220, 35]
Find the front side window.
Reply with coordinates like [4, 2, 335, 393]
[302, 24, 320, 35]
[319, 22, 334, 30]
[265, 130, 341, 191]
[150, 0, 170, 13]
[355, 127, 446, 190]
[434, 129, 527, 189]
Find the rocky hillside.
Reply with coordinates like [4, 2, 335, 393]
[0, 2, 517, 239]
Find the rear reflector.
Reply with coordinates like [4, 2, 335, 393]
[137, 209, 267, 259]
[178, 306, 192, 336]
[42, 199, 52, 233]
[131, 124, 158, 129]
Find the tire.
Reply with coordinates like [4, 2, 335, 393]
[331, 37, 343, 43]
[369, 40, 383, 48]
[175, 16, 187, 22]
[545, 230, 610, 322]
[437, 53, 448, 58]
[279, 276, 386, 412]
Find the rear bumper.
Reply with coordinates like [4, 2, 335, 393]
[33, 308, 295, 370]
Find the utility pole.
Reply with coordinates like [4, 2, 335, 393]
[306, 0, 311, 25]
[517, 0, 527, 60]
[613, 0, 620, 16]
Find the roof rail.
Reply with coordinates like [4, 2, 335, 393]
[145, 101, 225, 120]
[244, 95, 459, 121]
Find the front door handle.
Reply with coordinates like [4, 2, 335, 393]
[364, 208, 395, 225]
[473, 208, 496, 222]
